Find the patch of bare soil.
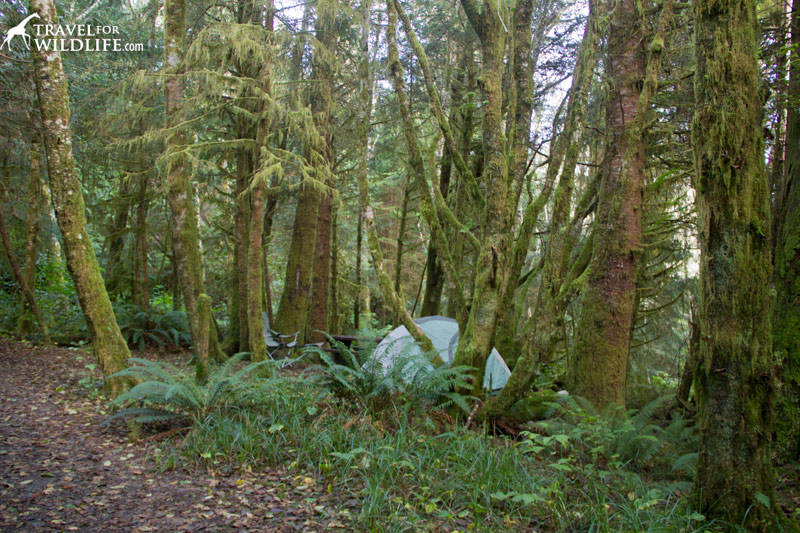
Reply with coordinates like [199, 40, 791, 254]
[0, 339, 352, 532]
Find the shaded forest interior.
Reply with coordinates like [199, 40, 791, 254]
[1, 0, 799, 529]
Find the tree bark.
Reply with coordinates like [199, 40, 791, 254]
[773, 0, 800, 463]
[0, 192, 49, 342]
[17, 133, 44, 336]
[692, 0, 777, 524]
[134, 173, 149, 310]
[31, 0, 128, 393]
[450, 0, 511, 395]
[567, 0, 648, 409]
[164, 0, 223, 361]
[308, 0, 337, 342]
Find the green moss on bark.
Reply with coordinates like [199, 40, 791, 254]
[31, 0, 129, 394]
[692, 0, 778, 525]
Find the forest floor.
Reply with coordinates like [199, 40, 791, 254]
[0, 339, 354, 532]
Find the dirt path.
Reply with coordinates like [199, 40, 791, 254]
[0, 340, 342, 532]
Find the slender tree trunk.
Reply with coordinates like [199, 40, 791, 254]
[246, 1, 275, 362]
[329, 205, 339, 333]
[248, 180, 268, 360]
[692, 0, 777, 524]
[0, 194, 49, 342]
[234, 148, 252, 353]
[773, 0, 800, 463]
[308, 0, 337, 342]
[354, 0, 437, 357]
[393, 176, 411, 322]
[451, 0, 512, 394]
[164, 0, 223, 362]
[494, 5, 600, 370]
[17, 134, 44, 335]
[567, 0, 649, 408]
[355, 199, 364, 328]
[134, 173, 149, 310]
[31, 0, 128, 392]
[104, 177, 132, 298]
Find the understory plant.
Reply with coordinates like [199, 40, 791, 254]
[112, 303, 191, 350]
[303, 333, 474, 416]
[105, 353, 278, 425]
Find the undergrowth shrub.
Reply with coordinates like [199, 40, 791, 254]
[304, 333, 474, 417]
[112, 303, 191, 350]
[524, 395, 698, 478]
[105, 353, 277, 424]
[101, 345, 712, 531]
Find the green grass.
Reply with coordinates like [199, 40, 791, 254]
[133, 379, 709, 529]
[106, 342, 787, 531]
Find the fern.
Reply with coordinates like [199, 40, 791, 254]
[305, 332, 474, 415]
[106, 354, 281, 425]
[535, 394, 697, 477]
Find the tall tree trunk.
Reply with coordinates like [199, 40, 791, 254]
[0, 190, 49, 342]
[104, 177, 132, 299]
[452, 0, 512, 394]
[31, 0, 128, 392]
[134, 173, 149, 310]
[494, 4, 600, 370]
[692, 0, 777, 524]
[355, 198, 364, 329]
[17, 133, 44, 335]
[329, 205, 340, 333]
[235, 147, 253, 353]
[246, 0, 274, 363]
[164, 0, 223, 363]
[567, 0, 648, 408]
[308, 0, 338, 342]
[773, 0, 800, 463]
[487, 4, 603, 416]
[353, 0, 437, 356]
[393, 175, 411, 322]
[278, 0, 337, 343]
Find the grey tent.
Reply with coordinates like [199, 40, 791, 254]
[370, 316, 511, 391]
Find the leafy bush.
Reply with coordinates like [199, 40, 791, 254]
[521, 395, 698, 478]
[303, 333, 474, 416]
[112, 303, 191, 350]
[106, 353, 277, 425]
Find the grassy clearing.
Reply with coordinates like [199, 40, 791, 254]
[106, 347, 785, 531]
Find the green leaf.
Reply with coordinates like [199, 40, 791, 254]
[754, 492, 770, 509]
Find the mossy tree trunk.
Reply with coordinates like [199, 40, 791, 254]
[486, 2, 602, 416]
[567, 0, 649, 408]
[276, 0, 337, 343]
[308, 0, 337, 342]
[17, 132, 44, 336]
[446, 0, 510, 394]
[692, 0, 777, 525]
[133, 173, 149, 310]
[357, 0, 437, 356]
[0, 189, 49, 342]
[494, 2, 600, 371]
[247, 1, 275, 363]
[31, 0, 128, 393]
[164, 0, 223, 363]
[773, 0, 800, 463]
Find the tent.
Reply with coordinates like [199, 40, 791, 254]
[370, 316, 511, 391]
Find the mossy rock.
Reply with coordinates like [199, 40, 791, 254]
[506, 389, 561, 423]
